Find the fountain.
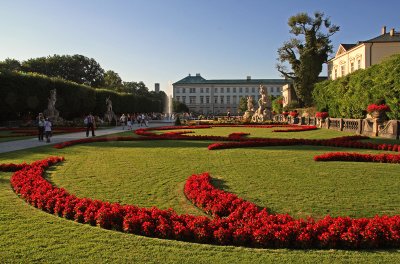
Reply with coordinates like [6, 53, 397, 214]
[163, 81, 174, 122]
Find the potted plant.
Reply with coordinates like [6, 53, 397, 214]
[315, 111, 329, 119]
[367, 104, 391, 119]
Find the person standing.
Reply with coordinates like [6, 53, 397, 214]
[120, 114, 126, 130]
[37, 113, 45, 141]
[44, 118, 52, 143]
[86, 113, 96, 137]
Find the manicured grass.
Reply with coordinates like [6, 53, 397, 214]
[1, 127, 400, 263]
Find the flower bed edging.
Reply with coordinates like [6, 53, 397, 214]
[2, 157, 400, 249]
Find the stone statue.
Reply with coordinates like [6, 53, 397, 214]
[251, 85, 272, 122]
[106, 96, 113, 112]
[43, 89, 60, 121]
[104, 96, 117, 124]
[247, 96, 254, 111]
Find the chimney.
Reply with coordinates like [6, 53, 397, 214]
[390, 28, 395, 36]
[381, 26, 386, 35]
[196, 73, 200, 77]
[246, 76, 251, 80]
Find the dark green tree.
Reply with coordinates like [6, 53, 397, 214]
[0, 58, 22, 72]
[276, 12, 339, 107]
[21, 54, 105, 87]
[173, 100, 189, 113]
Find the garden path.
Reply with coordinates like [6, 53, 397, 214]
[0, 121, 173, 154]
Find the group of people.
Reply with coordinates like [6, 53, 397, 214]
[36, 113, 52, 143]
[119, 113, 149, 130]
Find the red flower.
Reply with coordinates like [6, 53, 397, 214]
[367, 104, 391, 113]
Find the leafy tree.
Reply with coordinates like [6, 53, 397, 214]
[173, 100, 189, 113]
[277, 12, 339, 107]
[21, 54, 105, 87]
[272, 96, 284, 113]
[0, 58, 21, 72]
[103, 70, 123, 91]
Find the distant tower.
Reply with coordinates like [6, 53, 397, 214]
[155, 83, 160, 93]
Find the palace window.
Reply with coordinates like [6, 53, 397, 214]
[182, 88, 186, 93]
[245, 87, 249, 93]
[189, 96, 196, 104]
[226, 96, 231, 104]
[176, 88, 180, 93]
[334, 68, 337, 79]
[239, 87, 243, 93]
[220, 96, 224, 104]
[233, 87, 236, 93]
[341, 65, 345, 76]
[252, 87, 255, 93]
[214, 96, 218, 103]
[357, 59, 361, 69]
[190, 88, 196, 93]
[176, 96, 180, 101]
[233, 95, 237, 104]
[215, 88, 218, 93]
[220, 87, 224, 93]
[182, 96, 186, 103]
[200, 88, 204, 93]
[200, 96, 204, 104]
[206, 88, 209, 93]
[227, 87, 230, 93]
[206, 96, 210, 104]
[350, 62, 354, 73]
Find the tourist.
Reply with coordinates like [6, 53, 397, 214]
[44, 118, 52, 143]
[127, 114, 132, 130]
[120, 114, 127, 130]
[227, 111, 231, 120]
[37, 113, 45, 141]
[85, 113, 96, 137]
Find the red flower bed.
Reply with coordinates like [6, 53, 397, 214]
[289, 111, 299, 117]
[314, 152, 400, 163]
[367, 104, 391, 113]
[2, 157, 400, 249]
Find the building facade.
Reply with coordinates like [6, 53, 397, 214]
[172, 74, 290, 114]
[328, 26, 400, 80]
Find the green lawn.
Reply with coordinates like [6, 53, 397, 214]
[1, 127, 399, 263]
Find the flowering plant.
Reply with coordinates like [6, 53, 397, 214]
[315, 112, 329, 119]
[282, 111, 289, 116]
[289, 111, 298, 117]
[367, 104, 391, 113]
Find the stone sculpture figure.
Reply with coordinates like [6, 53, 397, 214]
[104, 96, 117, 124]
[251, 85, 272, 122]
[44, 89, 60, 121]
[247, 96, 254, 111]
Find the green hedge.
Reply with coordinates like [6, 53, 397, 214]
[0, 71, 161, 121]
[313, 54, 400, 119]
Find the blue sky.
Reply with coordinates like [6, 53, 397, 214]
[1, 0, 399, 93]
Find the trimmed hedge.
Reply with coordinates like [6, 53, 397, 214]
[0, 71, 161, 121]
[313, 54, 400, 119]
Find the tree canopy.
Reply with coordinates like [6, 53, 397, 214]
[276, 11, 339, 107]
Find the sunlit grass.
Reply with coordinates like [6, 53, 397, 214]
[1, 127, 399, 263]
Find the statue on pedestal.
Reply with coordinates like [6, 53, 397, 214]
[251, 85, 272, 123]
[43, 89, 60, 121]
[104, 96, 117, 124]
[242, 96, 255, 122]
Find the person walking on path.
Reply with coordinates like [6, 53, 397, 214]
[37, 113, 45, 141]
[44, 118, 52, 143]
[85, 113, 96, 137]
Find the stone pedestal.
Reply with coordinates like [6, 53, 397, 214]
[243, 110, 254, 122]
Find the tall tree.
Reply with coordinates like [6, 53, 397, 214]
[276, 12, 339, 106]
[103, 70, 123, 91]
[0, 58, 21, 72]
[21, 54, 105, 87]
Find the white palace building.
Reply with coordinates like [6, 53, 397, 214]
[172, 73, 290, 114]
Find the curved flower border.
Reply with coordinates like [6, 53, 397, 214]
[1, 157, 399, 249]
